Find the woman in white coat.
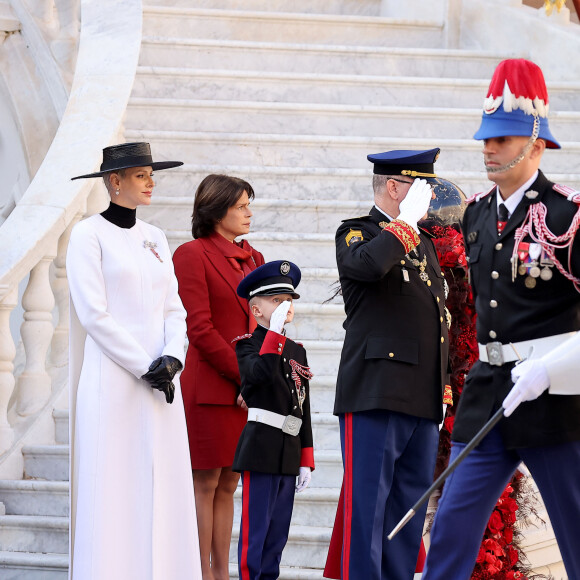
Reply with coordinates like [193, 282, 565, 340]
[67, 142, 202, 580]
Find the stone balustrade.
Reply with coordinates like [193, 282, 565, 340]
[0, 0, 143, 470]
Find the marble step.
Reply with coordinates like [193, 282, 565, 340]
[233, 486, 340, 531]
[0, 515, 68, 554]
[166, 230, 336, 267]
[308, 413, 340, 452]
[132, 67, 580, 111]
[38, 380, 339, 438]
[145, 0, 381, 17]
[127, 99, 580, 142]
[142, 7, 443, 48]
[230, 524, 331, 569]
[140, 164, 580, 202]
[140, 38, 507, 79]
[147, 164, 489, 201]
[311, 450, 343, 488]
[140, 196, 369, 234]
[53, 409, 68, 444]
[0, 480, 69, 517]
[309, 375, 338, 415]
[0, 551, 67, 580]
[229, 564, 323, 579]
[125, 130, 580, 174]
[519, 508, 564, 578]
[287, 304, 346, 341]
[23, 445, 69, 482]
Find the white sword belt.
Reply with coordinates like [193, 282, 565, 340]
[247, 408, 302, 436]
[478, 331, 576, 366]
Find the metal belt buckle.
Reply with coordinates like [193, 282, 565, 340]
[282, 415, 302, 436]
[486, 342, 504, 366]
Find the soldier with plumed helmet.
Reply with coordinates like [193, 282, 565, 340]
[423, 59, 580, 579]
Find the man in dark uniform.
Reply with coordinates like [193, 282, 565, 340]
[329, 149, 451, 580]
[233, 260, 314, 580]
[423, 59, 580, 579]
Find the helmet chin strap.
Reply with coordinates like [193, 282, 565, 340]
[484, 112, 540, 174]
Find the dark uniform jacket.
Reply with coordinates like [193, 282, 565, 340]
[334, 206, 449, 422]
[453, 170, 580, 448]
[232, 325, 314, 475]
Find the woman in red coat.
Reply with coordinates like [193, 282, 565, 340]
[173, 174, 264, 580]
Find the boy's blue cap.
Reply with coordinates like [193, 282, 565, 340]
[237, 260, 301, 300]
[367, 148, 440, 177]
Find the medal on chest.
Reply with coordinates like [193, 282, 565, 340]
[512, 240, 554, 288]
[405, 249, 432, 287]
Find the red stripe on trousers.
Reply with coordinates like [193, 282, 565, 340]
[240, 471, 251, 580]
[342, 413, 353, 580]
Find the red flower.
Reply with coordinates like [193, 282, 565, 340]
[443, 416, 455, 433]
[487, 510, 504, 534]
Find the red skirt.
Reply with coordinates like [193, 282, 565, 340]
[186, 401, 247, 470]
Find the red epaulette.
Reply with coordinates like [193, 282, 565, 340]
[553, 183, 580, 204]
[465, 185, 495, 205]
[231, 333, 252, 343]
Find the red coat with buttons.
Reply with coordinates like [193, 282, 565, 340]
[173, 234, 264, 466]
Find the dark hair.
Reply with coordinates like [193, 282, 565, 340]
[191, 174, 255, 239]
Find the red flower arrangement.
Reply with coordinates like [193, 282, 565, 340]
[428, 224, 546, 580]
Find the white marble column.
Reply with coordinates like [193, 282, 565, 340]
[50, 223, 75, 367]
[16, 252, 56, 416]
[0, 285, 17, 453]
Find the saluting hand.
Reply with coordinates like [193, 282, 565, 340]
[397, 178, 433, 233]
[269, 300, 292, 334]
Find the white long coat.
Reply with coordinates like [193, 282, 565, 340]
[67, 214, 201, 580]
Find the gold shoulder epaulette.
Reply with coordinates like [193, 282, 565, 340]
[383, 219, 420, 254]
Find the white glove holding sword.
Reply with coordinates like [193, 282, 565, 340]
[502, 331, 580, 416]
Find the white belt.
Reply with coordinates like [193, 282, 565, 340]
[478, 332, 576, 366]
[247, 408, 302, 436]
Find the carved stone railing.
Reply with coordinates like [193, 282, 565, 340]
[0, 0, 142, 470]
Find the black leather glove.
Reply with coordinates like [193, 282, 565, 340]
[150, 380, 175, 404]
[141, 356, 182, 404]
[142, 355, 182, 384]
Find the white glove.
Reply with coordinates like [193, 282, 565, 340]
[269, 300, 291, 334]
[438, 403, 448, 431]
[397, 178, 433, 233]
[502, 359, 550, 417]
[296, 467, 311, 493]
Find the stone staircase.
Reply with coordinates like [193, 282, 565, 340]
[1, 0, 580, 578]
[0, 410, 69, 578]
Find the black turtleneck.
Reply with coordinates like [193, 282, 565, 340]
[100, 202, 136, 229]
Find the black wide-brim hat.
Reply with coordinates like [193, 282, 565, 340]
[71, 142, 183, 180]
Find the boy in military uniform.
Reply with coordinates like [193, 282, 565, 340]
[423, 59, 580, 579]
[233, 260, 315, 580]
